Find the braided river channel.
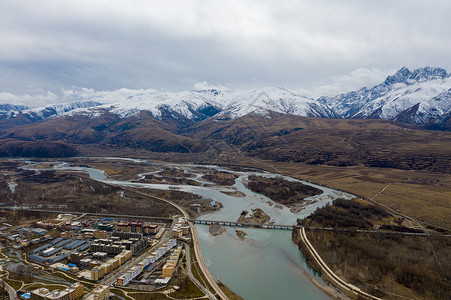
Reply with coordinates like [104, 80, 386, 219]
[23, 159, 354, 300]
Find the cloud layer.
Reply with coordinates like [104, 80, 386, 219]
[1, 0, 450, 102]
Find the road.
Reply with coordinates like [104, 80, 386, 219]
[184, 244, 217, 300]
[189, 221, 230, 300]
[298, 227, 381, 300]
[368, 183, 425, 230]
[1, 207, 172, 222]
[301, 226, 448, 237]
[0, 278, 17, 300]
[104, 220, 174, 286]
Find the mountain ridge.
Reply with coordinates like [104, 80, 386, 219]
[0, 67, 450, 131]
[319, 67, 451, 125]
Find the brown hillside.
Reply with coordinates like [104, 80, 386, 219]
[0, 110, 205, 153]
[0, 111, 450, 173]
[0, 139, 77, 157]
[189, 113, 451, 173]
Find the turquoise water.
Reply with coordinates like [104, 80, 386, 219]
[197, 227, 330, 300]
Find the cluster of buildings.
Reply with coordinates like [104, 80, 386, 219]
[26, 218, 175, 283]
[29, 282, 84, 300]
[0, 224, 50, 249]
[90, 250, 132, 281]
[83, 286, 110, 300]
[162, 244, 182, 279]
[171, 218, 190, 239]
[66, 249, 133, 281]
[115, 221, 159, 234]
[89, 232, 148, 255]
[29, 237, 90, 264]
[26, 283, 110, 300]
[1, 213, 194, 298]
[116, 239, 178, 287]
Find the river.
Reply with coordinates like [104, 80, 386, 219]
[21, 159, 354, 300]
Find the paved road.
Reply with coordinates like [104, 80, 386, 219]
[189, 221, 229, 300]
[1, 207, 172, 222]
[302, 226, 446, 236]
[299, 227, 381, 300]
[185, 244, 217, 300]
[0, 278, 17, 300]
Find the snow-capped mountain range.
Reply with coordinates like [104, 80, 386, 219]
[318, 67, 451, 125]
[1, 67, 450, 129]
[0, 87, 337, 123]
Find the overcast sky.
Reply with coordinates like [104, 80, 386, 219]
[1, 0, 451, 104]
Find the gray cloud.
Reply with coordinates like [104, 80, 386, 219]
[1, 0, 450, 102]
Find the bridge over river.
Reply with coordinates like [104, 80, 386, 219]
[190, 219, 294, 230]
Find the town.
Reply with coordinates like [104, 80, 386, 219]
[0, 211, 192, 300]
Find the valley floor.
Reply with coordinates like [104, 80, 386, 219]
[228, 156, 451, 230]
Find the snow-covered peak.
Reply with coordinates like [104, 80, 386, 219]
[351, 77, 451, 122]
[102, 89, 227, 119]
[384, 66, 448, 85]
[0, 104, 29, 117]
[47, 87, 334, 121]
[22, 101, 102, 120]
[1, 66, 449, 127]
[220, 87, 336, 118]
[319, 67, 451, 124]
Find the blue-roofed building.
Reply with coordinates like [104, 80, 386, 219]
[29, 228, 47, 235]
[49, 237, 63, 245]
[64, 240, 85, 250]
[76, 243, 90, 251]
[21, 293, 31, 299]
[48, 253, 69, 263]
[41, 247, 61, 257]
[29, 255, 47, 263]
[63, 241, 77, 250]
[54, 239, 72, 248]
[30, 243, 52, 254]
